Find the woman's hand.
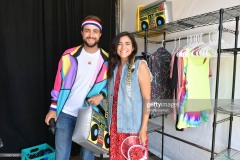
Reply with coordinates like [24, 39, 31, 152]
[87, 94, 104, 106]
[139, 129, 147, 146]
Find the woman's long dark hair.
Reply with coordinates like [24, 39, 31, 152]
[108, 31, 138, 79]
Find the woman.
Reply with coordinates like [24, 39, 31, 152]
[107, 31, 151, 159]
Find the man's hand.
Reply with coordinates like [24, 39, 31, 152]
[87, 94, 104, 106]
[45, 110, 57, 125]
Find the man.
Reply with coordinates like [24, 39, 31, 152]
[45, 15, 108, 160]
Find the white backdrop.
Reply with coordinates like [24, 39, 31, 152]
[121, 0, 240, 160]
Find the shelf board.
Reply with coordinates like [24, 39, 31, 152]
[150, 110, 172, 119]
[215, 148, 240, 160]
[147, 121, 162, 133]
[133, 5, 240, 38]
[218, 102, 240, 116]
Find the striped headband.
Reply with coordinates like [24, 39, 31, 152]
[81, 19, 102, 32]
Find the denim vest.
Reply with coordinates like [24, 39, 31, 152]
[108, 59, 145, 134]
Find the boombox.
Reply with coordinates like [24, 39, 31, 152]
[72, 106, 110, 154]
[87, 110, 110, 151]
[136, 0, 173, 31]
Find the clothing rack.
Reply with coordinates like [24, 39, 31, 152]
[133, 5, 240, 160]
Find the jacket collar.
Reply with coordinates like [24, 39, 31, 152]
[72, 45, 108, 61]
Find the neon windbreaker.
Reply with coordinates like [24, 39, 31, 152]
[49, 45, 108, 117]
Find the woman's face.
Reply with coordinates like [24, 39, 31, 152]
[117, 35, 134, 60]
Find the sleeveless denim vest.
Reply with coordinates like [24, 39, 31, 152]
[108, 59, 146, 134]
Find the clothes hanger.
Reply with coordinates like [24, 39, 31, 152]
[193, 31, 217, 57]
[201, 31, 231, 57]
[161, 39, 165, 48]
[177, 37, 181, 51]
[202, 31, 218, 57]
[177, 35, 192, 57]
[172, 38, 177, 55]
[175, 37, 183, 57]
[189, 34, 205, 57]
[195, 32, 212, 57]
[182, 34, 204, 57]
[188, 33, 211, 57]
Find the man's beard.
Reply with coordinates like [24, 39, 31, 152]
[83, 38, 99, 48]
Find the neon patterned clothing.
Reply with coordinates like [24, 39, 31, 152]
[185, 57, 212, 112]
[49, 45, 108, 117]
[177, 56, 209, 129]
[110, 65, 149, 160]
